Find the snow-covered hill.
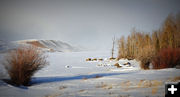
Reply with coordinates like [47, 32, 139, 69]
[0, 39, 82, 52]
[0, 40, 19, 53]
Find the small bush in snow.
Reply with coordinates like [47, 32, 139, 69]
[86, 58, 91, 61]
[109, 57, 116, 60]
[140, 57, 152, 70]
[92, 58, 97, 61]
[3, 46, 48, 86]
[98, 58, 103, 61]
[114, 63, 122, 68]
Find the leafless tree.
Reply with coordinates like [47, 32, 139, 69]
[111, 36, 115, 58]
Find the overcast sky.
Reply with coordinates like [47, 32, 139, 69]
[0, 0, 180, 50]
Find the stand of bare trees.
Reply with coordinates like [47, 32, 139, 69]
[117, 13, 180, 69]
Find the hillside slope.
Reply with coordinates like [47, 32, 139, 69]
[0, 39, 81, 52]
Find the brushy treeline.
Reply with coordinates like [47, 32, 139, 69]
[117, 13, 180, 69]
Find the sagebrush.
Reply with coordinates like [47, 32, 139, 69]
[3, 46, 48, 86]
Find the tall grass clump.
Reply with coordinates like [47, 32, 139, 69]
[3, 46, 48, 86]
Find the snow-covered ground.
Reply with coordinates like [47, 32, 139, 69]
[0, 51, 180, 97]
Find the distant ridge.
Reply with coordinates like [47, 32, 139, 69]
[0, 39, 82, 52]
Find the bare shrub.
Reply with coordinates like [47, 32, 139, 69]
[152, 47, 180, 69]
[86, 58, 91, 61]
[3, 46, 48, 86]
[114, 63, 122, 68]
[136, 45, 155, 69]
[140, 57, 152, 70]
[92, 58, 97, 61]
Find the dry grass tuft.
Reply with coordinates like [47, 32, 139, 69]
[59, 86, 67, 90]
[98, 58, 103, 61]
[121, 81, 132, 91]
[92, 58, 97, 61]
[114, 63, 122, 68]
[79, 89, 85, 92]
[96, 84, 107, 88]
[86, 58, 91, 61]
[169, 76, 180, 82]
[94, 75, 102, 78]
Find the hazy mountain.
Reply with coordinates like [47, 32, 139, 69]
[0, 39, 82, 53]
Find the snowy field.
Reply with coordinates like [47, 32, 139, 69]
[0, 51, 180, 97]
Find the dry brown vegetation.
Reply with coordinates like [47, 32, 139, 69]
[114, 63, 122, 68]
[120, 80, 162, 95]
[96, 82, 112, 90]
[59, 86, 67, 90]
[86, 58, 91, 61]
[3, 46, 48, 86]
[168, 76, 180, 82]
[118, 13, 180, 69]
[94, 75, 102, 78]
[98, 58, 103, 61]
[92, 58, 97, 61]
[152, 47, 180, 69]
